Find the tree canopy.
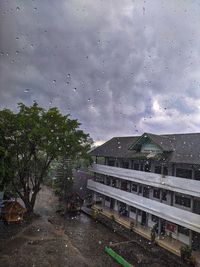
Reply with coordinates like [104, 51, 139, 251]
[0, 103, 92, 212]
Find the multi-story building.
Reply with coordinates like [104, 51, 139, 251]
[87, 132, 200, 251]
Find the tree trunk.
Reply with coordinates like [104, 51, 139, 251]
[22, 186, 40, 214]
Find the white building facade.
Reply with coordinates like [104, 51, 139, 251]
[87, 133, 200, 251]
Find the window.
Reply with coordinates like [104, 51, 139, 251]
[162, 190, 167, 201]
[178, 226, 189, 236]
[155, 166, 161, 174]
[133, 163, 139, 170]
[153, 189, 160, 199]
[139, 185, 142, 194]
[163, 167, 168, 175]
[122, 161, 129, 169]
[155, 166, 168, 175]
[151, 215, 159, 222]
[105, 196, 110, 202]
[176, 168, 192, 179]
[137, 209, 142, 216]
[131, 183, 138, 192]
[108, 160, 115, 166]
[194, 170, 200, 180]
[175, 195, 191, 208]
[130, 207, 136, 213]
[106, 177, 111, 185]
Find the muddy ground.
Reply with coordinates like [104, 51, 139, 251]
[0, 186, 189, 267]
[0, 186, 122, 267]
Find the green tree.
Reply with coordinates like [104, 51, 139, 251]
[0, 128, 13, 191]
[0, 103, 92, 213]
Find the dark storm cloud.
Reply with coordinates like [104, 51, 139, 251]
[1, 0, 200, 144]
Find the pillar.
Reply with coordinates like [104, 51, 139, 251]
[189, 230, 192, 249]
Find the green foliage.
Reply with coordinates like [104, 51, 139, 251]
[180, 245, 192, 261]
[53, 159, 74, 200]
[151, 225, 157, 243]
[0, 103, 92, 212]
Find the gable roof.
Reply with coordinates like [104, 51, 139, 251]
[129, 132, 174, 152]
[90, 132, 200, 165]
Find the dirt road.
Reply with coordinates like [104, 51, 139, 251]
[0, 187, 122, 267]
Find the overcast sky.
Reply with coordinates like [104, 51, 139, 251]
[1, 0, 200, 145]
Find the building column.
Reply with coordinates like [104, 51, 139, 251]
[189, 230, 193, 249]
[102, 195, 105, 207]
[191, 196, 194, 212]
[170, 191, 174, 206]
[158, 218, 162, 237]
[135, 209, 139, 226]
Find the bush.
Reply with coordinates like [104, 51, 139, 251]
[111, 214, 115, 221]
[180, 245, 196, 267]
[180, 245, 192, 261]
[151, 228, 156, 243]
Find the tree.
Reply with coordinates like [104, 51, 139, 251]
[54, 158, 73, 200]
[0, 128, 13, 192]
[0, 103, 92, 213]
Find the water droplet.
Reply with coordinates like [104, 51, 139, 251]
[97, 88, 100, 92]
[53, 80, 56, 83]
[88, 98, 91, 102]
[15, 50, 19, 55]
[24, 89, 29, 93]
[16, 6, 20, 11]
[33, 7, 37, 11]
[73, 88, 77, 92]
[30, 44, 34, 48]
[16, 37, 19, 40]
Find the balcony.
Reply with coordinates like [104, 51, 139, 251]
[87, 179, 200, 233]
[90, 164, 200, 198]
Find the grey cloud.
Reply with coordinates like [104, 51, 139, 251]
[1, 0, 200, 143]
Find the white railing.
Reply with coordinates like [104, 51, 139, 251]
[90, 164, 200, 198]
[87, 179, 200, 233]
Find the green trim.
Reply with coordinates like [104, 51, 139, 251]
[105, 246, 133, 267]
[128, 133, 163, 152]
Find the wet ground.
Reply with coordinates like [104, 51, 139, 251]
[0, 186, 189, 267]
[0, 186, 123, 267]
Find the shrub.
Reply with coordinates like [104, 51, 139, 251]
[151, 225, 157, 243]
[180, 245, 192, 261]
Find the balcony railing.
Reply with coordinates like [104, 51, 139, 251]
[89, 164, 200, 198]
[87, 179, 200, 233]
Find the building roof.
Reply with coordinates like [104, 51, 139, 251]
[90, 132, 200, 165]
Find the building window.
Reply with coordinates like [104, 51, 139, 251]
[133, 163, 139, 170]
[140, 163, 143, 171]
[106, 177, 111, 185]
[153, 189, 160, 199]
[139, 185, 142, 194]
[176, 168, 192, 179]
[194, 170, 200, 180]
[137, 209, 142, 216]
[122, 161, 129, 169]
[151, 214, 159, 222]
[175, 195, 191, 208]
[108, 160, 115, 166]
[163, 167, 168, 175]
[131, 183, 138, 192]
[155, 166, 168, 175]
[130, 206, 136, 213]
[155, 166, 161, 174]
[162, 190, 167, 201]
[178, 225, 189, 236]
[105, 196, 110, 202]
